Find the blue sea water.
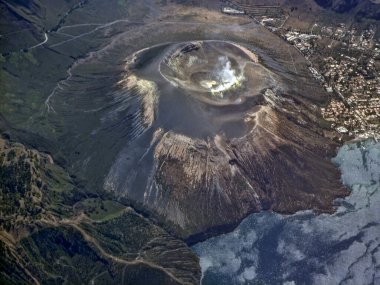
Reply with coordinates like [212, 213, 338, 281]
[193, 140, 380, 285]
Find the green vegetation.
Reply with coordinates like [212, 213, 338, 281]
[117, 0, 126, 7]
[0, 138, 79, 232]
[81, 211, 161, 259]
[0, 143, 42, 230]
[0, 138, 200, 284]
[0, 240, 31, 285]
[21, 226, 116, 284]
[80, 198, 126, 221]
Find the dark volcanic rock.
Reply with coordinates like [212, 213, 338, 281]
[147, 104, 347, 240]
[314, 0, 380, 19]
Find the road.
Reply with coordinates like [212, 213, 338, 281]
[38, 213, 189, 285]
[29, 33, 48, 50]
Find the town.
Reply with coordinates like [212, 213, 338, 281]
[221, 0, 380, 140]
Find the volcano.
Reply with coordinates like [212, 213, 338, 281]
[87, 37, 347, 240]
[21, 8, 349, 242]
[2, 2, 368, 284]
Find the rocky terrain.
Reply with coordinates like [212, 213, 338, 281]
[0, 136, 200, 284]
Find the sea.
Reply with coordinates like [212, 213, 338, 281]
[193, 139, 380, 285]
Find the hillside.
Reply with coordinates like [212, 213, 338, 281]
[0, 136, 200, 284]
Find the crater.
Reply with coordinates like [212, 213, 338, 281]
[159, 41, 269, 107]
[122, 40, 275, 139]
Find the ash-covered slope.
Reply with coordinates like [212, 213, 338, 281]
[37, 7, 348, 241]
[95, 20, 347, 240]
[147, 103, 346, 241]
